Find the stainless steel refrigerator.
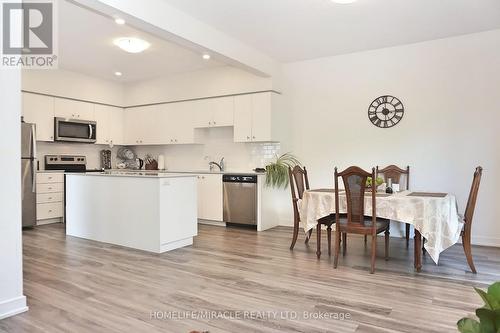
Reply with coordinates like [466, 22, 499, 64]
[21, 121, 37, 227]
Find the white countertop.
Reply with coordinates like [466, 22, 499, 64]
[66, 171, 197, 179]
[39, 169, 266, 176]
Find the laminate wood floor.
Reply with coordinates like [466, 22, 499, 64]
[1, 223, 499, 333]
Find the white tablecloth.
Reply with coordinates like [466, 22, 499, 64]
[299, 190, 463, 264]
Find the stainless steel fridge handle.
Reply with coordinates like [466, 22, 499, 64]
[31, 124, 37, 193]
[89, 124, 93, 139]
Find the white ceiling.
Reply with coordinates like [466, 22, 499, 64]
[58, 1, 224, 83]
[162, 0, 500, 63]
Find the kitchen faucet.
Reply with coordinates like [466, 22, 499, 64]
[209, 157, 225, 172]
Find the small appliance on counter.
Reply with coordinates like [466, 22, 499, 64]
[100, 150, 112, 170]
[144, 154, 158, 170]
[117, 147, 142, 169]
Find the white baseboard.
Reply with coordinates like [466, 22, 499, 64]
[0, 296, 28, 320]
[471, 235, 500, 247]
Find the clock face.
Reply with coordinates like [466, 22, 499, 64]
[368, 95, 404, 128]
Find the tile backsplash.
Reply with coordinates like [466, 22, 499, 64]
[133, 127, 281, 171]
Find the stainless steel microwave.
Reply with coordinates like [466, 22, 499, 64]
[54, 117, 97, 143]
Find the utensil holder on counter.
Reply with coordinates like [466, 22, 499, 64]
[145, 161, 158, 170]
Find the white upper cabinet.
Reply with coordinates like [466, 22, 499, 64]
[124, 105, 160, 145]
[194, 96, 234, 128]
[163, 102, 195, 144]
[233, 94, 254, 142]
[94, 105, 124, 145]
[54, 98, 95, 121]
[22, 93, 55, 142]
[234, 92, 279, 143]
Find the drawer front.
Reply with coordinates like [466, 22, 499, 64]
[37, 192, 63, 204]
[37, 182, 64, 193]
[37, 202, 63, 220]
[37, 173, 64, 184]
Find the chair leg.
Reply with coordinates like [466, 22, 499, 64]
[290, 220, 299, 250]
[305, 229, 313, 244]
[385, 229, 390, 261]
[405, 223, 410, 248]
[342, 232, 347, 256]
[333, 228, 341, 268]
[364, 235, 367, 245]
[316, 224, 321, 259]
[370, 235, 377, 274]
[327, 226, 332, 256]
[462, 233, 477, 274]
[422, 238, 426, 256]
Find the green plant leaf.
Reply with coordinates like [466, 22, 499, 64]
[476, 287, 494, 310]
[265, 153, 301, 189]
[488, 283, 500, 310]
[476, 309, 497, 333]
[457, 318, 481, 333]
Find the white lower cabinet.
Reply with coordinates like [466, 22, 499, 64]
[197, 174, 223, 221]
[36, 172, 64, 224]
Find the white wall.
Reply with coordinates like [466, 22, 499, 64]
[0, 68, 28, 319]
[124, 65, 273, 106]
[283, 29, 500, 246]
[22, 69, 124, 106]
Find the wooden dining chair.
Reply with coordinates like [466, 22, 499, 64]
[461, 166, 483, 273]
[333, 166, 390, 274]
[288, 166, 336, 258]
[376, 165, 410, 246]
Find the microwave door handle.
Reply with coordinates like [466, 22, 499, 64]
[89, 124, 93, 139]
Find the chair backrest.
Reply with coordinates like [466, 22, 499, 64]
[376, 165, 410, 191]
[289, 166, 310, 218]
[463, 166, 483, 234]
[335, 166, 376, 229]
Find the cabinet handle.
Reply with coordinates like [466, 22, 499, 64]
[48, 177, 52, 180]
[213, 121, 216, 125]
[252, 136, 256, 139]
[48, 197, 52, 200]
[175, 139, 178, 142]
[202, 176, 205, 179]
[247, 136, 250, 139]
[209, 121, 212, 125]
[48, 210, 52, 213]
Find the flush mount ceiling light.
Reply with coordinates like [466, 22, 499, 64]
[114, 71, 122, 76]
[113, 37, 150, 53]
[331, 0, 357, 3]
[202, 53, 211, 60]
[114, 17, 125, 25]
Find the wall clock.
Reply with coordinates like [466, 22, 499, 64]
[368, 95, 404, 128]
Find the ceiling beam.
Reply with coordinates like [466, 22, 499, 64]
[70, 0, 281, 78]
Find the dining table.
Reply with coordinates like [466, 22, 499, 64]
[299, 189, 464, 272]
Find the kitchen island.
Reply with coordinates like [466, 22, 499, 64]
[65, 172, 197, 253]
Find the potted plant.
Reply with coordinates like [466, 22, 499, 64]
[265, 153, 301, 189]
[457, 281, 500, 333]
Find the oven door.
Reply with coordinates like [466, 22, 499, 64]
[54, 118, 97, 143]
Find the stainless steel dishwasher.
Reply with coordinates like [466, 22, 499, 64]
[223, 174, 257, 227]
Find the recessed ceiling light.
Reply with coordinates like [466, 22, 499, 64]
[331, 0, 357, 3]
[114, 17, 125, 25]
[114, 71, 122, 76]
[113, 37, 150, 53]
[202, 53, 211, 60]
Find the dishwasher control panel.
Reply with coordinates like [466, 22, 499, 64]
[222, 175, 257, 183]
